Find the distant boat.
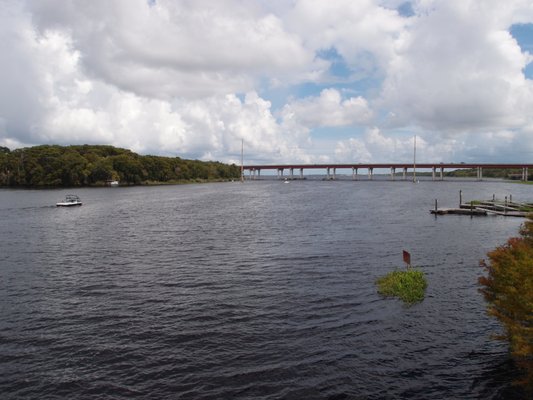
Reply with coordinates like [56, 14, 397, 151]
[107, 180, 119, 187]
[56, 194, 82, 207]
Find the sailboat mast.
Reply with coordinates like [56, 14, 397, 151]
[240, 139, 244, 183]
[413, 135, 417, 182]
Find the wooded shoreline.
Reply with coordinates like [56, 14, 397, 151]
[0, 145, 240, 187]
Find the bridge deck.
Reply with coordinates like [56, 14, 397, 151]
[243, 163, 533, 170]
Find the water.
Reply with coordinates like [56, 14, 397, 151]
[0, 179, 530, 399]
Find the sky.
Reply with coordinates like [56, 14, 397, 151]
[1, 0, 533, 165]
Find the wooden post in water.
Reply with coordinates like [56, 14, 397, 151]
[459, 190, 462, 207]
[505, 196, 508, 215]
[435, 199, 438, 213]
[471, 200, 474, 218]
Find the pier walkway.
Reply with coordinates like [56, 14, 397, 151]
[430, 195, 533, 217]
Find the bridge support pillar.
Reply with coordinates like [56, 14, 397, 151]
[432, 167, 436, 181]
[523, 167, 529, 181]
[300, 168, 304, 179]
[333, 168, 336, 180]
[391, 167, 395, 180]
[277, 168, 284, 179]
[257, 169, 261, 179]
[440, 167, 444, 180]
[290, 168, 294, 180]
[352, 167, 358, 180]
[477, 167, 483, 181]
[403, 167, 407, 180]
[368, 168, 373, 180]
[327, 167, 330, 180]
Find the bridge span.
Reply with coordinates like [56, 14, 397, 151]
[242, 163, 532, 181]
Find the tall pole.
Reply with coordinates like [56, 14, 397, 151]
[240, 139, 244, 183]
[413, 135, 417, 183]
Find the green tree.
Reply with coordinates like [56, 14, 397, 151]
[58, 150, 88, 186]
[88, 158, 115, 184]
[480, 217, 533, 391]
[111, 153, 143, 184]
[0, 144, 238, 187]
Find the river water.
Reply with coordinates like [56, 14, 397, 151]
[0, 178, 531, 399]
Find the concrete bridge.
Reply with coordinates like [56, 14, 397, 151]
[242, 163, 532, 181]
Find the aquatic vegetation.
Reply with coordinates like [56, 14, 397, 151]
[376, 269, 427, 305]
[479, 216, 533, 391]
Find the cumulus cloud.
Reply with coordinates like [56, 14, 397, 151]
[1, 0, 533, 164]
[286, 0, 407, 76]
[281, 89, 372, 129]
[335, 137, 373, 163]
[381, 0, 533, 131]
[28, 0, 325, 99]
[335, 127, 417, 162]
[0, 0, 323, 163]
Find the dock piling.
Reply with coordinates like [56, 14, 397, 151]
[505, 196, 508, 215]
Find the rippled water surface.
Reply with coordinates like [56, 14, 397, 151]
[1, 179, 531, 399]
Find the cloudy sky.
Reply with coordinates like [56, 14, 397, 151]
[1, 0, 533, 165]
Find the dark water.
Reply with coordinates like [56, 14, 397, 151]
[1, 179, 531, 399]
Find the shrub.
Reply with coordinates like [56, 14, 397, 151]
[479, 216, 533, 390]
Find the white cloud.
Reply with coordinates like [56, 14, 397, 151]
[335, 127, 418, 162]
[286, 0, 407, 76]
[335, 137, 373, 163]
[0, 1, 320, 163]
[2, 0, 533, 164]
[27, 0, 325, 99]
[381, 0, 533, 131]
[281, 89, 372, 130]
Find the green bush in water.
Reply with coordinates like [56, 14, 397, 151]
[376, 269, 427, 305]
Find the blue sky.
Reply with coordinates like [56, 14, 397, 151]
[511, 23, 533, 78]
[1, 0, 533, 165]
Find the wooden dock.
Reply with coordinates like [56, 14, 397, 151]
[459, 201, 531, 217]
[430, 197, 533, 217]
[430, 208, 487, 216]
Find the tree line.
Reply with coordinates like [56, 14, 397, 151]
[0, 145, 240, 187]
[446, 167, 531, 180]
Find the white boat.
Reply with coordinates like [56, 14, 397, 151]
[56, 194, 82, 207]
[107, 180, 119, 187]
